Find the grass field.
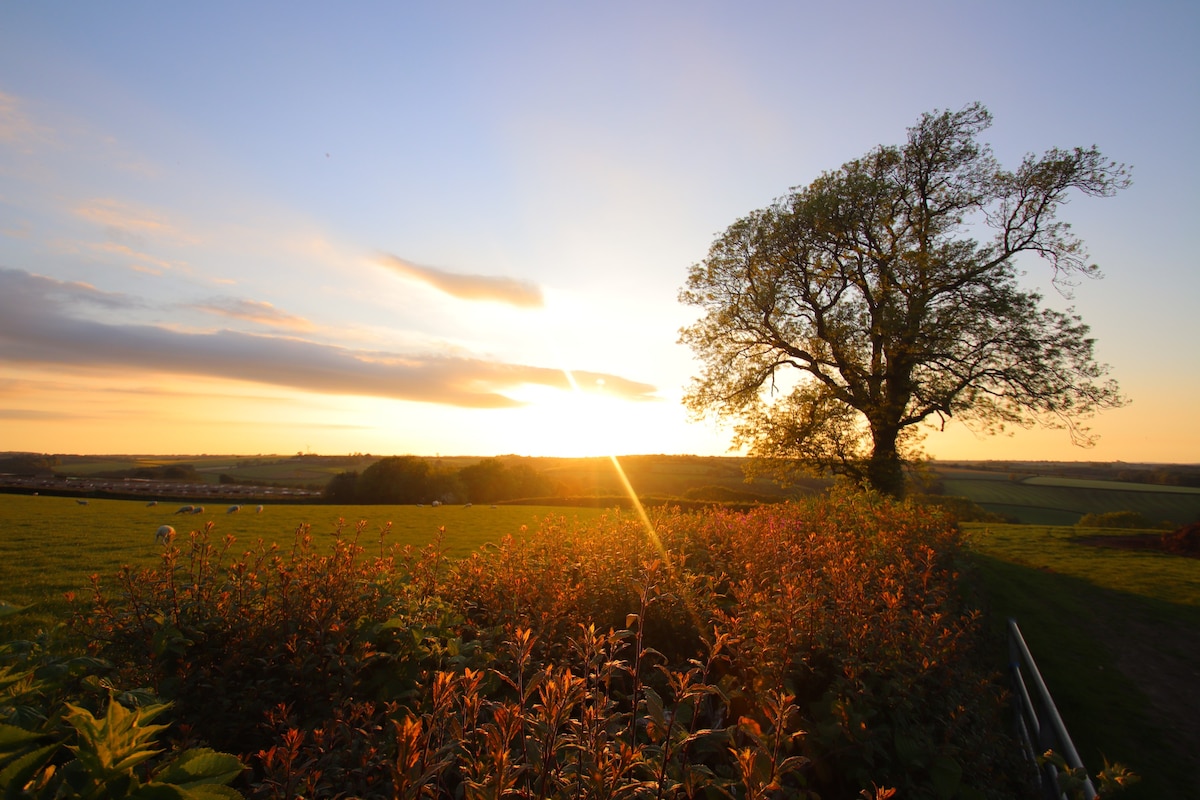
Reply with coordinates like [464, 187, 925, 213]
[940, 468, 1200, 525]
[0, 494, 606, 637]
[4, 492, 1196, 797]
[964, 522, 1200, 800]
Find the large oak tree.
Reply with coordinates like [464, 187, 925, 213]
[679, 103, 1129, 496]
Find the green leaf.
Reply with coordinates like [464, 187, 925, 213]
[0, 723, 49, 755]
[0, 603, 30, 619]
[893, 732, 924, 767]
[930, 754, 962, 800]
[775, 755, 811, 775]
[184, 786, 244, 800]
[643, 686, 667, 730]
[128, 783, 191, 800]
[0, 742, 59, 799]
[155, 749, 244, 788]
[679, 728, 728, 748]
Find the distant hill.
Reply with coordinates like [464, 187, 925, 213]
[3, 453, 1198, 525]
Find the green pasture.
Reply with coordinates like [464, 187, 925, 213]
[942, 472, 1200, 525]
[965, 523, 1200, 800]
[1025, 475, 1200, 494]
[0, 494, 607, 637]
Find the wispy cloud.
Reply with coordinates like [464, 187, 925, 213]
[191, 297, 316, 331]
[0, 91, 48, 151]
[378, 254, 544, 308]
[75, 198, 197, 246]
[0, 409, 85, 421]
[90, 241, 185, 275]
[0, 268, 655, 408]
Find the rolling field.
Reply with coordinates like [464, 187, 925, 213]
[0, 493, 607, 636]
[939, 468, 1200, 525]
[3, 489, 1197, 796]
[965, 522, 1200, 800]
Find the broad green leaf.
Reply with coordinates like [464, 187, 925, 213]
[155, 749, 244, 788]
[128, 783, 190, 800]
[775, 755, 811, 775]
[642, 686, 666, 729]
[184, 786, 244, 800]
[0, 603, 30, 619]
[0, 741, 59, 799]
[930, 754, 963, 799]
[0, 723, 48, 753]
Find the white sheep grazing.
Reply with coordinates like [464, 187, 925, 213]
[227, 504, 240, 514]
[146, 500, 158, 507]
[191, 506, 204, 514]
[155, 525, 175, 544]
[175, 505, 194, 514]
[256, 505, 264, 513]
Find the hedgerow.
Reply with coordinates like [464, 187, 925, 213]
[5, 492, 1038, 798]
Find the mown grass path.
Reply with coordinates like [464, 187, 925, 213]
[965, 523, 1200, 800]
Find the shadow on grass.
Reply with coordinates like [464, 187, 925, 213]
[968, 552, 1198, 800]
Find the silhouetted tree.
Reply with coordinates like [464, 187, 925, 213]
[323, 470, 359, 502]
[355, 456, 432, 504]
[459, 458, 554, 503]
[680, 103, 1129, 497]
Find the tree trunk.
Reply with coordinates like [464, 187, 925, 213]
[867, 425, 906, 498]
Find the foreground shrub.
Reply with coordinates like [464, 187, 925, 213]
[0, 618, 244, 799]
[73, 520, 458, 757]
[69, 493, 1036, 798]
[446, 492, 1032, 798]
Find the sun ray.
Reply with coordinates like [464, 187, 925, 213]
[562, 369, 664, 561]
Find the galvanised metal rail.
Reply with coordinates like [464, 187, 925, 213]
[1007, 618, 1098, 800]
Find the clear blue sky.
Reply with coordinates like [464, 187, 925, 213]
[1, 1, 1197, 461]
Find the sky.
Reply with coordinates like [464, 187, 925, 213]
[1, 1, 1197, 463]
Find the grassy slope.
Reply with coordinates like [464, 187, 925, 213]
[964, 523, 1200, 800]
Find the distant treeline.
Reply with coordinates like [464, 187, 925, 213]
[324, 456, 558, 505]
[0, 454, 60, 475]
[324, 456, 794, 506]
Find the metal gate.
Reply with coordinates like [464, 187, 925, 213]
[1007, 618, 1098, 800]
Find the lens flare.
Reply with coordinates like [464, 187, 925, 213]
[561, 369, 665, 560]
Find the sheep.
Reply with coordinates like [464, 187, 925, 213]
[155, 525, 175, 544]
[175, 505, 194, 514]
[146, 500, 158, 507]
[227, 504, 241, 514]
[464, 503, 473, 508]
[256, 505, 264, 513]
[191, 506, 204, 514]
[76, 499, 89, 505]
[431, 500, 441, 507]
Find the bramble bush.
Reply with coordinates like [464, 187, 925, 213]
[43, 492, 1041, 798]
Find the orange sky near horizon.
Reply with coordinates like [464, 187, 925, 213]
[2, 4, 1197, 465]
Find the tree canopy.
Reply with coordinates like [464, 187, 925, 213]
[679, 103, 1129, 496]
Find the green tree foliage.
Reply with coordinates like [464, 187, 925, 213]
[322, 470, 359, 502]
[354, 456, 437, 504]
[0, 454, 59, 475]
[679, 103, 1129, 497]
[457, 458, 554, 503]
